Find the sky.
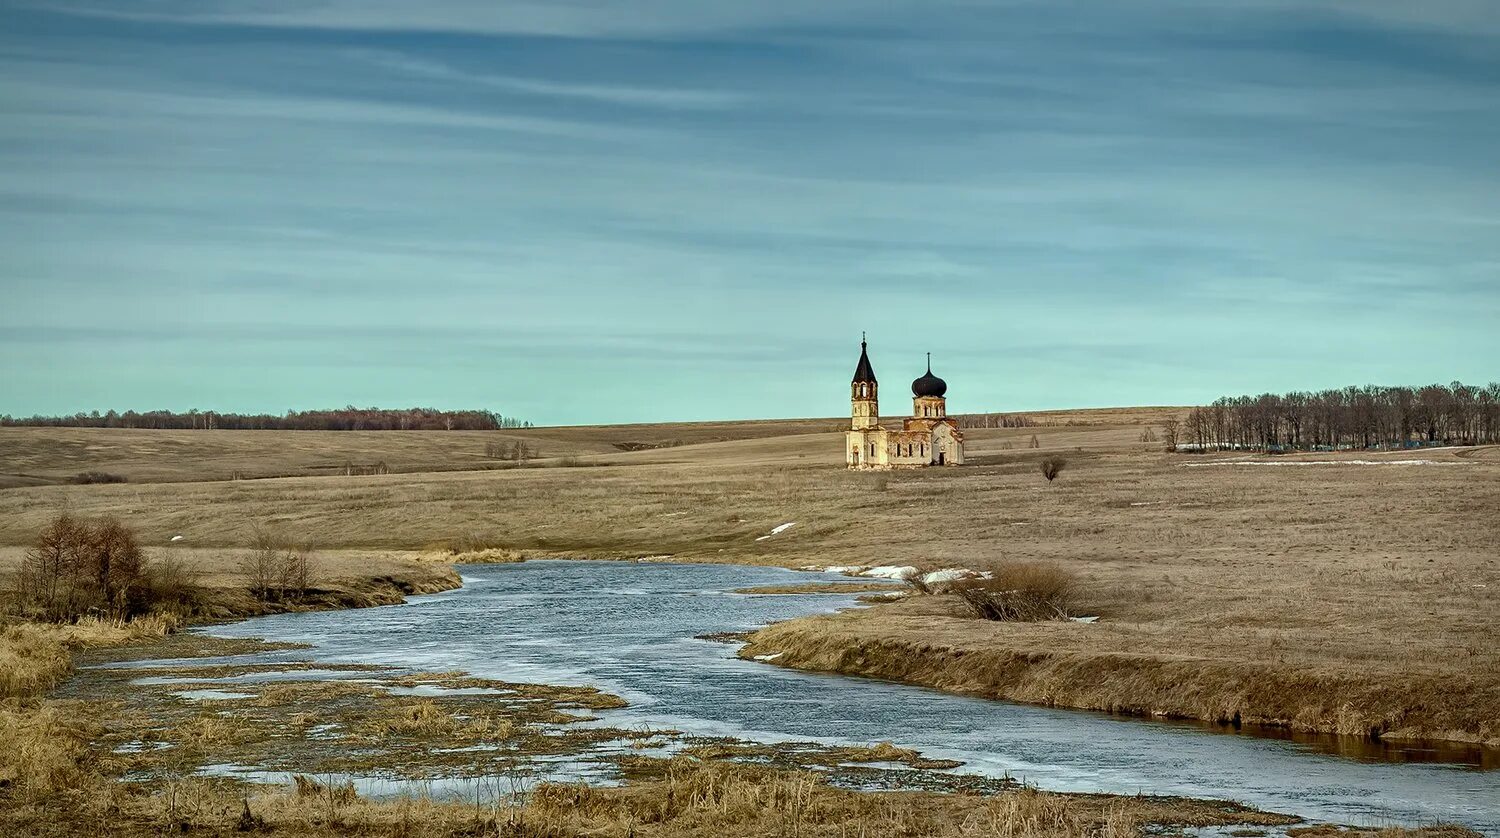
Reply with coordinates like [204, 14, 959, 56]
[1, 1, 1497, 425]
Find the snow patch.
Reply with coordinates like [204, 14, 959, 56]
[920, 568, 991, 586]
[1128, 501, 1163, 507]
[169, 535, 185, 542]
[822, 565, 868, 574]
[1070, 616, 1100, 624]
[862, 565, 918, 580]
[753, 652, 784, 662]
[755, 522, 798, 541]
[174, 689, 254, 701]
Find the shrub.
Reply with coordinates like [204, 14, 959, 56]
[0, 624, 71, 700]
[1040, 457, 1067, 482]
[69, 471, 127, 484]
[952, 562, 1076, 621]
[244, 529, 316, 603]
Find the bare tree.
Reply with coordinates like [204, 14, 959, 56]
[244, 529, 316, 602]
[244, 529, 281, 602]
[281, 546, 313, 602]
[19, 513, 85, 619]
[1040, 457, 1066, 482]
[1161, 418, 1181, 452]
[90, 517, 146, 617]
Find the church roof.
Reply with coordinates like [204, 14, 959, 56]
[851, 336, 877, 384]
[911, 354, 947, 398]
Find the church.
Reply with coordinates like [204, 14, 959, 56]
[846, 336, 965, 469]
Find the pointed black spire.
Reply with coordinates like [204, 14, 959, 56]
[852, 334, 877, 384]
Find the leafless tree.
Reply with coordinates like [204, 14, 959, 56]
[244, 529, 316, 602]
[19, 513, 86, 619]
[244, 529, 281, 602]
[1181, 381, 1499, 452]
[1161, 417, 1181, 452]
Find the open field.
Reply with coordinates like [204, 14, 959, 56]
[0, 408, 1185, 487]
[1, 415, 1496, 751]
[0, 418, 850, 487]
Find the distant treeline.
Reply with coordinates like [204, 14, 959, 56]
[0, 406, 532, 431]
[954, 412, 1035, 429]
[1181, 382, 1500, 451]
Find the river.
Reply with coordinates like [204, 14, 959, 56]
[202, 560, 1499, 833]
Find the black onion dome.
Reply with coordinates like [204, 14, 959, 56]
[911, 355, 947, 397]
[852, 337, 877, 384]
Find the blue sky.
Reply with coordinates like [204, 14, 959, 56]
[2, 1, 1497, 425]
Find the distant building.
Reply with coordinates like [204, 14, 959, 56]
[846, 336, 965, 469]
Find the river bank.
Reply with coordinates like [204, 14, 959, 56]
[737, 590, 1500, 752]
[3, 561, 1345, 838]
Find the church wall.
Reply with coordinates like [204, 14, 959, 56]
[931, 422, 965, 466]
[885, 430, 930, 467]
[846, 429, 889, 468]
[912, 396, 946, 419]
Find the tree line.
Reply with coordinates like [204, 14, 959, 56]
[954, 412, 1035, 429]
[0, 406, 531, 431]
[1181, 381, 1500, 451]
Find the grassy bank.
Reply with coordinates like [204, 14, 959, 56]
[738, 595, 1500, 748]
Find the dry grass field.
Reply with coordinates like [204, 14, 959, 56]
[1, 413, 1496, 751]
[0, 417, 851, 487]
[0, 409, 1182, 487]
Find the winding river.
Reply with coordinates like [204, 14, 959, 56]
[203, 560, 1500, 832]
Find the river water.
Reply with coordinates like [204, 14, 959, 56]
[205, 560, 1499, 833]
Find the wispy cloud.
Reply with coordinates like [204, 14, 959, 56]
[353, 50, 749, 110]
[2, 1, 1497, 421]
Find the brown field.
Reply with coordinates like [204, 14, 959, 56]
[0, 408, 1184, 488]
[0, 411, 1496, 833]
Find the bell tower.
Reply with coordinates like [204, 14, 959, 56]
[851, 334, 879, 430]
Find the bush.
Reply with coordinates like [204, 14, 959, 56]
[1040, 457, 1067, 482]
[69, 471, 127, 484]
[952, 562, 1076, 621]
